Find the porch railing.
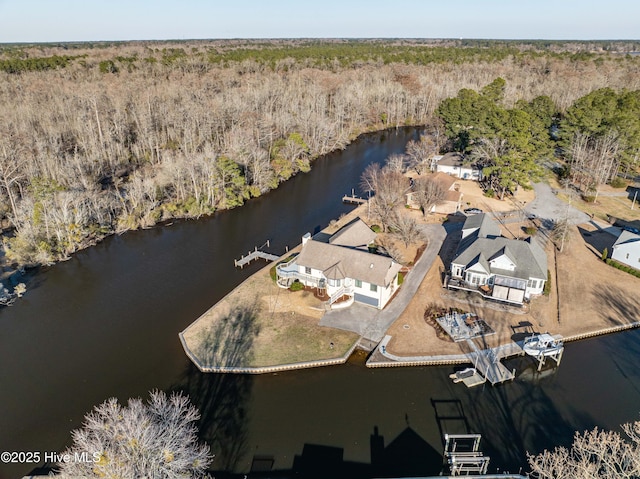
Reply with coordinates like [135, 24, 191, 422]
[329, 285, 354, 304]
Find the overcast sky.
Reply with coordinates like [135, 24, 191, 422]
[0, 0, 638, 43]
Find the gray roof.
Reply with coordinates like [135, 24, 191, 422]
[437, 152, 480, 169]
[296, 240, 401, 286]
[459, 213, 501, 251]
[613, 230, 640, 249]
[462, 213, 501, 238]
[329, 217, 377, 249]
[437, 152, 465, 167]
[453, 236, 547, 280]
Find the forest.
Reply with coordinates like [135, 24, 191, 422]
[0, 39, 639, 266]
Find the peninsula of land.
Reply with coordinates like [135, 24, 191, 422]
[180, 179, 640, 374]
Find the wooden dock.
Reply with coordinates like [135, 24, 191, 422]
[234, 241, 280, 268]
[342, 195, 367, 205]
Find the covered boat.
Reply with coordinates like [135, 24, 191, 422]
[523, 333, 563, 358]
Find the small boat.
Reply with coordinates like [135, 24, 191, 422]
[523, 333, 563, 358]
[449, 367, 477, 383]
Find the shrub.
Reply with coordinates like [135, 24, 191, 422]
[524, 226, 537, 236]
[605, 258, 640, 278]
[601, 247, 608, 261]
[484, 188, 495, 198]
[289, 280, 304, 292]
[543, 270, 551, 296]
[397, 272, 405, 285]
[610, 177, 627, 188]
[270, 265, 277, 282]
[370, 224, 382, 233]
[582, 194, 596, 203]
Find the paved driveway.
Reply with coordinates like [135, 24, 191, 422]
[319, 222, 449, 341]
[525, 183, 590, 225]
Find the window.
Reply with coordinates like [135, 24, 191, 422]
[370, 283, 378, 292]
[355, 279, 362, 288]
[531, 279, 537, 289]
[305, 267, 311, 275]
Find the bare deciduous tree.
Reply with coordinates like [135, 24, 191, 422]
[361, 164, 409, 231]
[58, 390, 212, 479]
[550, 218, 571, 253]
[412, 175, 447, 216]
[528, 421, 640, 479]
[385, 153, 407, 173]
[389, 212, 423, 247]
[406, 134, 439, 174]
[569, 131, 622, 198]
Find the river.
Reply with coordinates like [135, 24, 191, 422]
[1, 127, 639, 478]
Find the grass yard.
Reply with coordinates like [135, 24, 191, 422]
[549, 177, 640, 224]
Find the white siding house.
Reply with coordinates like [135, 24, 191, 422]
[434, 152, 483, 180]
[611, 231, 640, 269]
[276, 218, 402, 309]
[449, 214, 547, 304]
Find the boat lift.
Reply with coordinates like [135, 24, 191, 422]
[522, 333, 564, 371]
[443, 433, 490, 476]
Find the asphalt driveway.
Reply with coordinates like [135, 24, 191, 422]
[525, 183, 590, 225]
[319, 222, 449, 341]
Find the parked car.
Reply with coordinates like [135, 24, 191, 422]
[463, 208, 483, 215]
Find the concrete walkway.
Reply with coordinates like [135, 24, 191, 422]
[319, 222, 449, 341]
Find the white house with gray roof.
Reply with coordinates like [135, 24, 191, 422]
[276, 218, 402, 309]
[433, 152, 483, 181]
[449, 214, 547, 304]
[611, 230, 640, 269]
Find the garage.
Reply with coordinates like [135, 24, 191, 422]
[354, 293, 379, 308]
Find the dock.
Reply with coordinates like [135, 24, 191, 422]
[234, 241, 280, 268]
[342, 195, 367, 205]
[465, 340, 515, 385]
[342, 189, 367, 205]
[435, 311, 495, 342]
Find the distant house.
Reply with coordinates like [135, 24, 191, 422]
[448, 214, 547, 304]
[434, 152, 483, 181]
[611, 230, 640, 269]
[276, 218, 402, 309]
[406, 172, 463, 215]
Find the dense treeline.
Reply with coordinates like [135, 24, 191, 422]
[0, 40, 639, 266]
[437, 79, 640, 199]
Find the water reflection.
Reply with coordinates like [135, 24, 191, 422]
[3, 126, 640, 478]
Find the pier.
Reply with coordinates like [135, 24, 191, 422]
[234, 240, 280, 268]
[464, 340, 515, 385]
[342, 188, 367, 204]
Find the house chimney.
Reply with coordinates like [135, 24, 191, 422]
[302, 232, 311, 245]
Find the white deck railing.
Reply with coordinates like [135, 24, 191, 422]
[329, 285, 354, 304]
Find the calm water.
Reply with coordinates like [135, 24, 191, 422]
[1, 127, 640, 478]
